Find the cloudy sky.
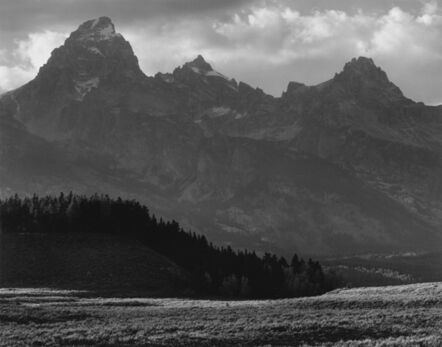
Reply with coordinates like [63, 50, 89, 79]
[1, 0, 441, 105]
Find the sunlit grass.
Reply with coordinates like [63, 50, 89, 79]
[0, 282, 441, 346]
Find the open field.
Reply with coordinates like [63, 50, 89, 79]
[0, 283, 441, 346]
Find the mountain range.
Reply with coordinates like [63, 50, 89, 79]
[1, 16, 441, 256]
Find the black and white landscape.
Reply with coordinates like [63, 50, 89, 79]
[0, 1, 442, 346]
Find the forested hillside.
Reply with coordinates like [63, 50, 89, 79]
[0, 193, 339, 298]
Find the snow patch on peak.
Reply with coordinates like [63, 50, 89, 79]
[161, 74, 175, 83]
[75, 77, 99, 100]
[99, 24, 115, 40]
[209, 106, 231, 117]
[190, 66, 236, 89]
[206, 70, 229, 81]
[235, 112, 247, 120]
[90, 18, 100, 29]
[75, 19, 118, 42]
[88, 47, 104, 56]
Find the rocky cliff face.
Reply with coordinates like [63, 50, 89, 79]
[1, 17, 441, 255]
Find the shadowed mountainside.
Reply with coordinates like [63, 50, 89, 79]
[0, 17, 441, 255]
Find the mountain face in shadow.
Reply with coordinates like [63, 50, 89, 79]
[1, 17, 441, 255]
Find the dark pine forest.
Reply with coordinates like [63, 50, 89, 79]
[0, 193, 339, 298]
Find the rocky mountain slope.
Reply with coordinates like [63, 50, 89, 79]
[1, 17, 441, 255]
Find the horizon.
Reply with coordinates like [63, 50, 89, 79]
[1, 0, 441, 105]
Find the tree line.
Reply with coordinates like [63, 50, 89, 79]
[0, 193, 340, 298]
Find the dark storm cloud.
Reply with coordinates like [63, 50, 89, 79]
[0, 0, 255, 33]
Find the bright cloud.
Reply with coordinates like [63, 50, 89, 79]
[0, 31, 67, 92]
[16, 31, 68, 70]
[210, 3, 442, 64]
[126, 1, 442, 103]
[0, 65, 33, 93]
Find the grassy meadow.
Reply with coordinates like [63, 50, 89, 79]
[0, 282, 441, 346]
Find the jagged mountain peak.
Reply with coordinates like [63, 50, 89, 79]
[84, 16, 114, 29]
[45, 15, 137, 67]
[282, 57, 400, 100]
[19, 16, 143, 105]
[336, 57, 391, 84]
[184, 55, 214, 73]
[69, 16, 120, 43]
[330, 56, 405, 101]
[340, 57, 387, 80]
[345, 56, 376, 69]
[175, 55, 235, 86]
[283, 81, 309, 97]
